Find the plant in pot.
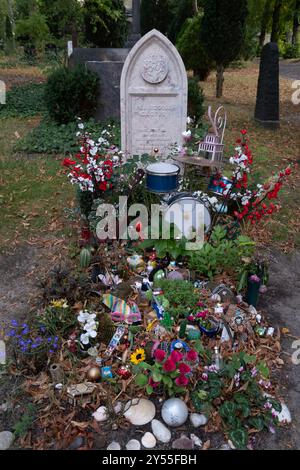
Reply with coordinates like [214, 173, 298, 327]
[187, 308, 220, 337]
[238, 259, 269, 308]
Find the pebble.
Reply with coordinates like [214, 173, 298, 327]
[0, 402, 12, 413]
[172, 436, 194, 450]
[141, 432, 156, 449]
[190, 434, 202, 447]
[220, 443, 231, 450]
[190, 413, 208, 427]
[68, 436, 84, 450]
[124, 398, 156, 426]
[151, 419, 172, 443]
[0, 431, 14, 450]
[126, 439, 141, 451]
[92, 405, 108, 422]
[107, 441, 121, 451]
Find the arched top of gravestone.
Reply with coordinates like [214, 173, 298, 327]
[121, 29, 188, 157]
[121, 29, 187, 92]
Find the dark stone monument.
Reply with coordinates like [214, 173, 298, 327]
[68, 1, 141, 121]
[255, 42, 280, 129]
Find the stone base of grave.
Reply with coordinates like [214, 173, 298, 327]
[254, 118, 280, 129]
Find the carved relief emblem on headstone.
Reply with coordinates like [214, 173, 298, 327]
[141, 54, 169, 84]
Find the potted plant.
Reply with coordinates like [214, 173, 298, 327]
[187, 309, 220, 338]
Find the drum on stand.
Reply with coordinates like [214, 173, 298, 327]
[146, 162, 180, 194]
[163, 193, 212, 239]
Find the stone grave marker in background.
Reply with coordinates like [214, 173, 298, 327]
[255, 42, 280, 129]
[121, 29, 188, 157]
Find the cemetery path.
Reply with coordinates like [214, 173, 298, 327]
[258, 249, 300, 450]
[279, 60, 300, 81]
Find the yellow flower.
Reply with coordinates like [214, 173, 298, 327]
[50, 299, 68, 309]
[130, 348, 146, 365]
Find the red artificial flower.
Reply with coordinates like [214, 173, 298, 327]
[178, 363, 191, 375]
[99, 181, 108, 191]
[170, 350, 183, 363]
[135, 221, 143, 233]
[175, 375, 189, 387]
[63, 158, 76, 167]
[163, 358, 177, 372]
[186, 350, 198, 362]
[285, 167, 291, 176]
[241, 129, 247, 135]
[149, 377, 160, 388]
[154, 349, 166, 363]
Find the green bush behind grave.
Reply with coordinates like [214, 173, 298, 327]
[14, 118, 112, 154]
[44, 65, 99, 124]
[0, 82, 47, 118]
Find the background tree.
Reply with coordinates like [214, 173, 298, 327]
[141, 0, 173, 36]
[40, 0, 82, 46]
[176, 15, 214, 80]
[201, 0, 248, 98]
[271, 0, 283, 42]
[258, 0, 274, 50]
[292, 0, 299, 45]
[168, 0, 195, 43]
[15, 10, 50, 54]
[83, 0, 127, 47]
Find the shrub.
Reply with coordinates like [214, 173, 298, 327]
[176, 15, 214, 81]
[279, 41, 299, 59]
[44, 65, 99, 124]
[15, 12, 50, 53]
[188, 77, 205, 123]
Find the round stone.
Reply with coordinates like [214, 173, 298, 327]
[124, 398, 156, 426]
[0, 431, 14, 450]
[151, 419, 171, 443]
[107, 441, 121, 450]
[161, 398, 188, 427]
[92, 405, 108, 422]
[190, 413, 208, 428]
[141, 432, 156, 449]
[126, 439, 141, 451]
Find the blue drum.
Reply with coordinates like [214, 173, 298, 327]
[146, 162, 180, 194]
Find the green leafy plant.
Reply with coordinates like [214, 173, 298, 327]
[187, 77, 205, 124]
[189, 225, 255, 279]
[44, 65, 99, 124]
[13, 403, 37, 438]
[35, 302, 77, 338]
[153, 279, 200, 319]
[193, 351, 282, 449]
[0, 83, 47, 118]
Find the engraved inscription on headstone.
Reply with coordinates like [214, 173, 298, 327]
[121, 29, 188, 157]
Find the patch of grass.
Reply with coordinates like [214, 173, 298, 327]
[15, 118, 115, 154]
[13, 403, 37, 438]
[0, 83, 47, 118]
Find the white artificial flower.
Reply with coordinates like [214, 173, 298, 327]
[80, 333, 90, 345]
[186, 116, 193, 125]
[78, 123, 84, 130]
[76, 131, 81, 137]
[90, 146, 98, 156]
[182, 130, 192, 139]
[77, 310, 90, 323]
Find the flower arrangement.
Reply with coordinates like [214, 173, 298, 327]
[63, 120, 123, 196]
[211, 130, 292, 225]
[134, 348, 199, 396]
[77, 310, 98, 346]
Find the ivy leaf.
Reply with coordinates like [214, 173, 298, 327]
[228, 428, 249, 449]
[135, 374, 148, 387]
[146, 385, 154, 395]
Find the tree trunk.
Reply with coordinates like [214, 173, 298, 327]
[271, 0, 283, 43]
[292, 0, 300, 45]
[192, 0, 199, 15]
[259, 0, 273, 49]
[216, 65, 224, 98]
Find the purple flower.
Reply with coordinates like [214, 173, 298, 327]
[201, 373, 208, 381]
[249, 274, 260, 283]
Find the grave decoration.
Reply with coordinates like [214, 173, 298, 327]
[1, 105, 293, 451]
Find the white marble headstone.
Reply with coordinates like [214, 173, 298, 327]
[121, 29, 187, 157]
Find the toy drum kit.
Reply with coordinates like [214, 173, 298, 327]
[142, 106, 232, 237]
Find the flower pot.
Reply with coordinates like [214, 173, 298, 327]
[198, 324, 220, 338]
